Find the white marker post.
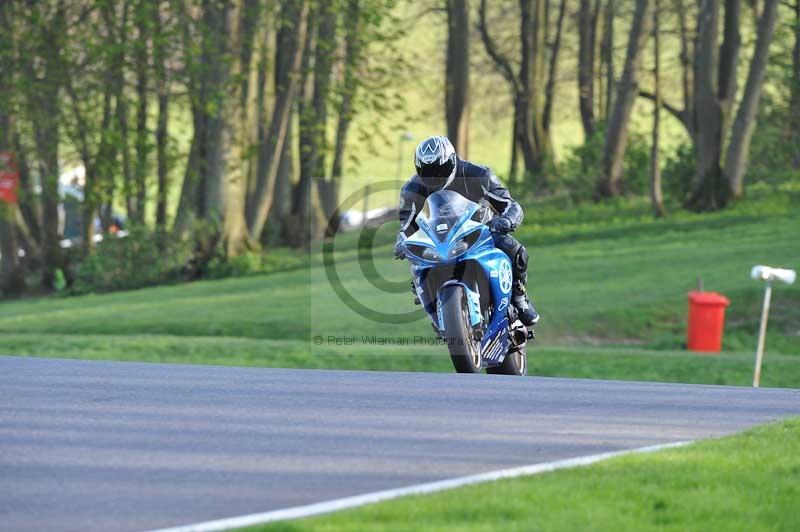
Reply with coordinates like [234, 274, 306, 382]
[750, 266, 796, 387]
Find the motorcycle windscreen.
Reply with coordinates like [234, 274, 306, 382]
[422, 190, 476, 242]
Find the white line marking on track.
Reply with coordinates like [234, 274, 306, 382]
[147, 440, 693, 532]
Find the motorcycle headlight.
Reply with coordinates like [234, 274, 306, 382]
[449, 239, 470, 258]
[448, 230, 481, 258]
[404, 243, 441, 262]
[422, 247, 441, 261]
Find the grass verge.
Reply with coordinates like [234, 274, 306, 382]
[246, 418, 800, 532]
[1, 193, 797, 386]
[3, 336, 798, 388]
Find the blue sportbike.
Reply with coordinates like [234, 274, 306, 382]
[401, 190, 532, 375]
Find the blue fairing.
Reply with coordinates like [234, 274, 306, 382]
[403, 190, 514, 367]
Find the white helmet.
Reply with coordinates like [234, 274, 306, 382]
[414, 135, 457, 189]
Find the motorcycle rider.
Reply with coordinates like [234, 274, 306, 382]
[394, 135, 539, 326]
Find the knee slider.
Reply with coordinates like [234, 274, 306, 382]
[498, 235, 520, 254]
[515, 246, 528, 271]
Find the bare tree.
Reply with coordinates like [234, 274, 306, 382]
[597, 0, 652, 198]
[478, 0, 562, 185]
[132, 0, 151, 226]
[247, 0, 309, 240]
[445, 0, 470, 155]
[650, 0, 665, 217]
[600, 0, 616, 121]
[223, 0, 264, 255]
[673, 0, 692, 116]
[153, 0, 170, 233]
[23, 1, 67, 290]
[321, 0, 362, 226]
[637, 0, 779, 209]
[173, 0, 236, 245]
[295, 0, 335, 245]
[543, 0, 568, 135]
[102, 1, 134, 224]
[791, 0, 800, 167]
[723, 0, 780, 197]
[578, 0, 601, 139]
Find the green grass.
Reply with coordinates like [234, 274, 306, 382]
[245, 418, 800, 532]
[1, 192, 798, 387]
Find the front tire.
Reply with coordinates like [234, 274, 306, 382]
[440, 285, 482, 373]
[487, 342, 528, 376]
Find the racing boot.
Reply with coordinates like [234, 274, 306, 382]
[511, 276, 539, 326]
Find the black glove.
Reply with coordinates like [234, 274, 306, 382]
[393, 234, 406, 260]
[489, 216, 513, 234]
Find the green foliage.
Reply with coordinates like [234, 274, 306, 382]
[71, 227, 192, 294]
[553, 130, 605, 201]
[662, 142, 695, 203]
[53, 269, 67, 292]
[554, 126, 652, 201]
[207, 251, 264, 279]
[620, 131, 652, 195]
[206, 249, 308, 280]
[746, 93, 800, 189]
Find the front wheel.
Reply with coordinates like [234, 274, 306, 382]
[487, 343, 528, 376]
[440, 285, 482, 373]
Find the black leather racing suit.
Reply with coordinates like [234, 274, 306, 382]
[398, 158, 534, 319]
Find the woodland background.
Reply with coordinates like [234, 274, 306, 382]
[0, 0, 798, 298]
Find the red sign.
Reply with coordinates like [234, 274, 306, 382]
[0, 151, 19, 204]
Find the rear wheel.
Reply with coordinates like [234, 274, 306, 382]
[440, 285, 482, 373]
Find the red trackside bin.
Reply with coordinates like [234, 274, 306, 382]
[687, 291, 730, 353]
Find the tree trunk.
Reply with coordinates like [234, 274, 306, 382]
[529, 0, 548, 171]
[267, 119, 294, 245]
[601, 0, 616, 122]
[791, 0, 800, 168]
[673, 0, 692, 118]
[173, 0, 237, 249]
[222, 0, 265, 256]
[517, 0, 548, 180]
[133, 0, 150, 225]
[34, 83, 63, 290]
[723, 0, 779, 198]
[0, 204, 24, 297]
[13, 133, 41, 250]
[543, 0, 567, 133]
[26, 3, 66, 290]
[295, 0, 333, 246]
[650, 0, 665, 217]
[0, 13, 25, 295]
[0, 125, 25, 296]
[246, 0, 309, 241]
[107, 1, 133, 223]
[172, 109, 204, 237]
[717, 0, 742, 124]
[578, 0, 598, 139]
[686, 0, 724, 210]
[238, 0, 261, 115]
[249, 18, 272, 203]
[597, 0, 652, 198]
[153, 0, 170, 232]
[201, 0, 234, 227]
[508, 117, 520, 182]
[322, 0, 361, 227]
[478, 0, 552, 185]
[445, 0, 470, 156]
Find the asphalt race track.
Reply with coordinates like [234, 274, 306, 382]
[1, 356, 798, 531]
